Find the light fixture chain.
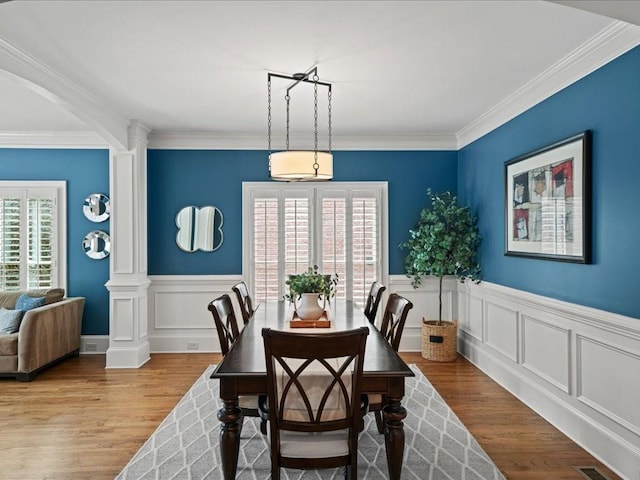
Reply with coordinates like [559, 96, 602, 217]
[285, 94, 290, 151]
[328, 89, 332, 152]
[267, 76, 272, 172]
[313, 76, 319, 175]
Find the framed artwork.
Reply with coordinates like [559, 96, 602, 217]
[504, 131, 591, 263]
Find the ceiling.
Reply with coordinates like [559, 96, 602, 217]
[0, 1, 639, 150]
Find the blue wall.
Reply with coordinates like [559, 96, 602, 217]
[9, 45, 637, 337]
[147, 149, 458, 276]
[0, 148, 110, 334]
[459, 45, 640, 320]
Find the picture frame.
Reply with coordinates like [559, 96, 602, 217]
[504, 131, 591, 263]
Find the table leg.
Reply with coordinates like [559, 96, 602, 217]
[383, 396, 407, 480]
[217, 399, 243, 480]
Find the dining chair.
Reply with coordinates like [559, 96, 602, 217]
[363, 281, 386, 325]
[208, 294, 267, 433]
[368, 293, 413, 434]
[262, 326, 369, 480]
[231, 280, 257, 325]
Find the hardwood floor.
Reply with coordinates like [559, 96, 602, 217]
[0, 353, 620, 480]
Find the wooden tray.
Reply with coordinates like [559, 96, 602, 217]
[289, 311, 331, 328]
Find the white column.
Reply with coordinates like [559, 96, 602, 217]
[105, 120, 151, 368]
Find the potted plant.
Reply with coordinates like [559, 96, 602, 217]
[401, 189, 481, 361]
[285, 265, 338, 320]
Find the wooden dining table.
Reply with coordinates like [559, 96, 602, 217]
[210, 299, 415, 480]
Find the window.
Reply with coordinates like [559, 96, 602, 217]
[243, 182, 387, 305]
[0, 182, 66, 291]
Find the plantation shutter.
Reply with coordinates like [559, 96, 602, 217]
[252, 189, 311, 302]
[0, 195, 21, 290]
[0, 186, 59, 291]
[317, 189, 380, 305]
[351, 195, 379, 306]
[246, 183, 385, 305]
[28, 196, 55, 289]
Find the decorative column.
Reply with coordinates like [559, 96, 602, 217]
[105, 120, 151, 368]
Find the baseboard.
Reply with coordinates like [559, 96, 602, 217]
[80, 335, 109, 354]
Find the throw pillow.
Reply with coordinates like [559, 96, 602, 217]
[27, 288, 65, 305]
[0, 308, 25, 334]
[15, 294, 46, 312]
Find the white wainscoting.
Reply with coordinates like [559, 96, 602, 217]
[143, 274, 459, 354]
[147, 275, 244, 353]
[387, 275, 458, 352]
[458, 280, 640, 480]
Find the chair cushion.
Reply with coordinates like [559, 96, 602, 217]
[279, 429, 349, 458]
[238, 395, 260, 409]
[0, 308, 25, 334]
[367, 393, 383, 405]
[16, 294, 46, 312]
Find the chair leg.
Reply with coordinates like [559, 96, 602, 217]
[344, 464, 351, 480]
[260, 418, 267, 435]
[374, 409, 385, 434]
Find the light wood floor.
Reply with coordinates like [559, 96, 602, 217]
[0, 353, 619, 480]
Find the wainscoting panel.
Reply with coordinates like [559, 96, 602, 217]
[154, 291, 218, 329]
[458, 280, 640, 480]
[577, 334, 640, 437]
[521, 314, 571, 393]
[458, 288, 483, 342]
[148, 275, 243, 352]
[484, 301, 519, 362]
[113, 298, 134, 341]
[388, 276, 457, 352]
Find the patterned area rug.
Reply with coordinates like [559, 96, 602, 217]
[116, 365, 505, 480]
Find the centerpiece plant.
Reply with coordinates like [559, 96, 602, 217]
[401, 189, 481, 361]
[285, 265, 338, 320]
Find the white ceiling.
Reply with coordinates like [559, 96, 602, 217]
[0, 1, 639, 150]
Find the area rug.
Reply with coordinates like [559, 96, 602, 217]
[116, 365, 505, 480]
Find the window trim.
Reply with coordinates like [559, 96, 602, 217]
[242, 181, 388, 302]
[0, 180, 67, 291]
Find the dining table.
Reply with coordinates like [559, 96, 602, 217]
[209, 299, 415, 480]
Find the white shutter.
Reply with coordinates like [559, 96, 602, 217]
[0, 184, 62, 291]
[351, 196, 378, 306]
[244, 182, 386, 304]
[284, 197, 310, 277]
[320, 196, 347, 299]
[253, 197, 279, 302]
[28, 197, 54, 289]
[0, 195, 22, 290]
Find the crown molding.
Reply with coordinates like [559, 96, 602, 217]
[0, 36, 129, 150]
[457, 20, 640, 149]
[0, 131, 108, 149]
[1, 20, 638, 153]
[147, 132, 458, 150]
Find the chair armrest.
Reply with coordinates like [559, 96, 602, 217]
[17, 297, 85, 373]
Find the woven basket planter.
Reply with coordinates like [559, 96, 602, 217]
[421, 320, 458, 362]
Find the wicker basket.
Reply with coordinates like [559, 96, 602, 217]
[421, 319, 458, 362]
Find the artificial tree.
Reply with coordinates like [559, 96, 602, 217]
[402, 189, 481, 325]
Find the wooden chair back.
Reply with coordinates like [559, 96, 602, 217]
[379, 293, 413, 352]
[262, 326, 369, 476]
[363, 281, 386, 325]
[231, 281, 255, 325]
[207, 294, 240, 356]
